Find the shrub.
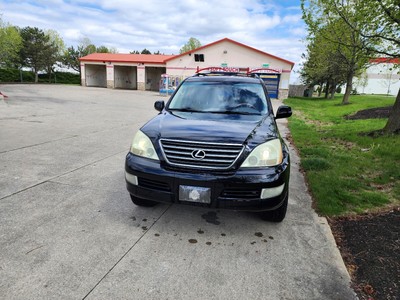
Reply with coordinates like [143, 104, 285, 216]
[0, 68, 79, 84]
[38, 72, 80, 84]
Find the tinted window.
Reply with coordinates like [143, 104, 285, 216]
[168, 81, 268, 115]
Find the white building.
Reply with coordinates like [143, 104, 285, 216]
[354, 58, 400, 96]
[79, 38, 294, 100]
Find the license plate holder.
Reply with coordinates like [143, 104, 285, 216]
[179, 185, 211, 204]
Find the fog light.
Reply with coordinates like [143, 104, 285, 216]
[261, 184, 285, 199]
[125, 172, 138, 185]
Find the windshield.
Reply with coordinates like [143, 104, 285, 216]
[168, 81, 269, 115]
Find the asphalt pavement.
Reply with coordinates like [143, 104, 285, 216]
[0, 84, 357, 299]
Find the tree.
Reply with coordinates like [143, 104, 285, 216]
[61, 38, 100, 78]
[108, 46, 118, 54]
[353, 71, 369, 94]
[95, 45, 117, 53]
[329, 0, 399, 58]
[141, 48, 151, 54]
[44, 29, 65, 82]
[0, 17, 22, 67]
[322, 0, 400, 133]
[19, 27, 52, 83]
[300, 25, 350, 99]
[62, 46, 80, 73]
[179, 37, 201, 54]
[385, 90, 400, 133]
[96, 45, 110, 53]
[301, 0, 372, 104]
[79, 37, 96, 54]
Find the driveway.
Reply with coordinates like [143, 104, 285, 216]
[0, 84, 356, 299]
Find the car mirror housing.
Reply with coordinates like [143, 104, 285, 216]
[154, 100, 165, 112]
[275, 105, 292, 119]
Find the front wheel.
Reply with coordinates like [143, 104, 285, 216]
[130, 194, 158, 207]
[259, 193, 288, 222]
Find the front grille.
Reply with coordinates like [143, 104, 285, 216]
[220, 188, 261, 200]
[138, 177, 171, 192]
[160, 139, 244, 169]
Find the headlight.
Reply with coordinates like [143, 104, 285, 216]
[241, 138, 283, 167]
[130, 130, 159, 160]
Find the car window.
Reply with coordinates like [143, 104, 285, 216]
[168, 81, 268, 114]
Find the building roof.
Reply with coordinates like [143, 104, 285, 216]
[369, 58, 400, 64]
[79, 53, 174, 64]
[164, 38, 295, 68]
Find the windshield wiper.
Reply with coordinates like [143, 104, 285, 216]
[206, 110, 260, 115]
[169, 108, 260, 115]
[168, 108, 203, 113]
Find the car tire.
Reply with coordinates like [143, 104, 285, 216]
[130, 194, 158, 207]
[259, 193, 288, 222]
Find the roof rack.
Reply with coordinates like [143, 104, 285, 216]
[194, 67, 259, 78]
[248, 68, 282, 74]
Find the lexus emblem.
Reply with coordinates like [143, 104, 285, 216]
[191, 149, 206, 160]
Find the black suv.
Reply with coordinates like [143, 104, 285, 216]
[125, 71, 292, 222]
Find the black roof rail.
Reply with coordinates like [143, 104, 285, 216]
[196, 66, 243, 74]
[194, 67, 260, 78]
[194, 71, 241, 76]
[248, 68, 281, 74]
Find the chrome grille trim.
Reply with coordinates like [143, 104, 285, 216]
[160, 139, 244, 169]
[161, 144, 241, 153]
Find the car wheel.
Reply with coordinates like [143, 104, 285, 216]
[259, 193, 288, 222]
[130, 194, 158, 207]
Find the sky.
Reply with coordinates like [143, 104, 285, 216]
[0, 0, 306, 81]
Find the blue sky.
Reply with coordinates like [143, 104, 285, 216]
[0, 0, 306, 79]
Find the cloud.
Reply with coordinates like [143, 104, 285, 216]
[0, 0, 306, 69]
[282, 14, 302, 24]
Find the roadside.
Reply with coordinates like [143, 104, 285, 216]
[285, 97, 400, 300]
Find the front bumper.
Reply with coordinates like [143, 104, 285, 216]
[125, 152, 290, 212]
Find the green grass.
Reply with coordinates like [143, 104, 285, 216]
[285, 94, 399, 216]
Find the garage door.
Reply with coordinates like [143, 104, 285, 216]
[114, 66, 137, 89]
[146, 67, 166, 91]
[260, 74, 280, 99]
[85, 64, 107, 88]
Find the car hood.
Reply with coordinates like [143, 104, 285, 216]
[141, 111, 278, 147]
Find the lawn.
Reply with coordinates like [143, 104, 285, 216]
[285, 94, 399, 216]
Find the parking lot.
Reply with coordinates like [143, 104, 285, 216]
[0, 84, 356, 299]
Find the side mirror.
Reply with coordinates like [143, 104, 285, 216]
[275, 105, 292, 119]
[154, 100, 165, 112]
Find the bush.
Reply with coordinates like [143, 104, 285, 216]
[38, 72, 80, 84]
[0, 68, 79, 84]
[0, 68, 34, 82]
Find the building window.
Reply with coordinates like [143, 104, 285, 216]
[194, 54, 204, 62]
